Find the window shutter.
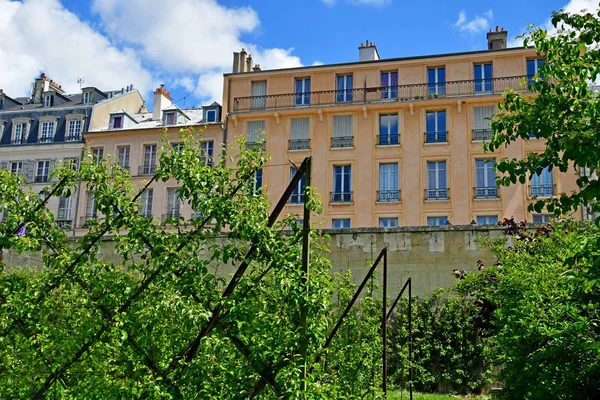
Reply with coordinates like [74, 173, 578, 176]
[332, 115, 352, 137]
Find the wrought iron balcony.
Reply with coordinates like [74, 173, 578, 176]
[530, 184, 555, 197]
[65, 135, 82, 141]
[377, 134, 400, 146]
[377, 190, 401, 202]
[472, 129, 493, 141]
[39, 137, 53, 143]
[233, 75, 531, 113]
[247, 141, 266, 151]
[55, 220, 72, 230]
[330, 191, 353, 203]
[139, 164, 156, 176]
[425, 131, 448, 143]
[289, 139, 310, 150]
[474, 187, 498, 199]
[425, 188, 449, 200]
[162, 212, 181, 224]
[331, 136, 353, 148]
[10, 138, 25, 145]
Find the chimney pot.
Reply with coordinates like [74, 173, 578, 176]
[496, 25, 499, 32]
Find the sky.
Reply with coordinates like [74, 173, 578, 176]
[0, 0, 598, 110]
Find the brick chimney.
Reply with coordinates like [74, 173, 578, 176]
[359, 40, 380, 61]
[246, 54, 253, 73]
[153, 84, 172, 121]
[32, 72, 50, 103]
[487, 26, 508, 50]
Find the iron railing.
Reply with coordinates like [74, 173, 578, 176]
[233, 75, 531, 112]
[425, 131, 448, 143]
[55, 220, 72, 230]
[377, 134, 400, 146]
[331, 136, 353, 148]
[472, 129, 493, 141]
[474, 187, 498, 199]
[139, 164, 156, 176]
[65, 135, 82, 141]
[10, 138, 25, 145]
[39, 137, 53, 143]
[425, 188, 449, 200]
[330, 191, 353, 203]
[530, 184, 554, 197]
[289, 139, 310, 150]
[79, 214, 97, 228]
[162, 213, 181, 224]
[247, 141, 266, 151]
[377, 190, 401, 202]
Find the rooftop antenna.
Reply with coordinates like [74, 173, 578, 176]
[77, 77, 85, 89]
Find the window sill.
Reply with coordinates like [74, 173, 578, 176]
[288, 148, 310, 152]
[376, 144, 401, 148]
[423, 142, 449, 146]
[424, 198, 450, 202]
[330, 202, 353, 205]
[376, 200, 401, 204]
[474, 197, 500, 201]
[287, 202, 304, 206]
[330, 146, 354, 150]
[471, 140, 491, 143]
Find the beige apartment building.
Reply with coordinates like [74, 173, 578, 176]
[77, 86, 223, 233]
[222, 29, 582, 228]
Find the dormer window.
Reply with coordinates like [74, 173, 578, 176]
[206, 110, 216, 123]
[113, 116, 123, 129]
[10, 118, 30, 145]
[165, 112, 176, 125]
[38, 116, 59, 143]
[0, 98, 4, 110]
[83, 92, 90, 104]
[44, 94, 54, 107]
[65, 114, 85, 141]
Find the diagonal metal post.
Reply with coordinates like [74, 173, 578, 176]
[382, 247, 388, 397]
[300, 157, 311, 393]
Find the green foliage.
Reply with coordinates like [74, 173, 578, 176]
[485, 6, 600, 219]
[456, 221, 600, 399]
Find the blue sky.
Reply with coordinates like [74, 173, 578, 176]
[0, 0, 595, 110]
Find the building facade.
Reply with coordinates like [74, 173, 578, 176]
[77, 86, 223, 233]
[0, 73, 144, 233]
[222, 29, 582, 228]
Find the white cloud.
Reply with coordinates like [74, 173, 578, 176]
[454, 9, 493, 34]
[322, 0, 391, 6]
[0, 0, 153, 97]
[312, 61, 325, 66]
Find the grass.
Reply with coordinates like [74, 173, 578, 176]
[388, 391, 490, 400]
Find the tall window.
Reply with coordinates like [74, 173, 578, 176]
[13, 123, 25, 144]
[290, 117, 310, 150]
[477, 215, 498, 225]
[67, 120, 82, 141]
[117, 146, 130, 170]
[251, 81, 267, 109]
[427, 67, 446, 95]
[83, 92, 90, 104]
[475, 159, 497, 198]
[378, 163, 399, 202]
[36, 160, 50, 182]
[332, 165, 352, 202]
[295, 78, 311, 106]
[247, 120, 266, 150]
[379, 114, 399, 145]
[425, 111, 447, 143]
[200, 141, 214, 166]
[112, 116, 123, 129]
[527, 59, 545, 82]
[86, 192, 97, 219]
[142, 144, 157, 175]
[10, 161, 23, 174]
[44, 95, 54, 107]
[531, 167, 554, 197]
[426, 161, 448, 200]
[472, 106, 495, 141]
[57, 196, 73, 226]
[140, 189, 153, 218]
[474, 63, 493, 93]
[166, 188, 180, 218]
[289, 167, 306, 204]
[332, 115, 353, 148]
[427, 216, 448, 226]
[379, 218, 398, 228]
[336, 75, 353, 102]
[253, 169, 263, 194]
[381, 71, 398, 99]
[165, 112, 176, 125]
[91, 147, 104, 164]
[332, 219, 351, 229]
[40, 122, 54, 143]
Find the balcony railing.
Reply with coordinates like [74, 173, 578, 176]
[233, 75, 531, 113]
[473, 129, 493, 141]
[55, 220, 72, 230]
[65, 134, 82, 141]
[162, 212, 181, 224]
[330, 192, 353, 203]
[39, 137, 53, 143]
[289, 139, 310, 150]
[377, 134, 400, 146]
[10, 138, 25, 145]
[530, 184, 555, 197]
[377, 190, 401, 202]
[247, 141, 266, 151]
[424, 131, 448, 144]
[79, 214, 97, 228]
[331, 136, 353, 148]
[139, 164, 156, 176]
[474, 187, 498, 199]
[425, 188, 449, 200]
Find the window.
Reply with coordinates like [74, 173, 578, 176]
[295, 78, 311, 106]
[10, 161, 23, 174]
[165, 112, 176, 125]
[251, 81, 267, 109]
[427, 216, 448, 226]
[336, 74, 353, 102]
[381, 71, 398, 99]
[206, 109, 217, 122]
[425, 111, 447, 143]
[379, 218, 398, 228]
[12, 123, 25, 144]
[117, 146, 130, 170]
[332, 219, 351, 229]
[247, 120, 265, 150]
[172, 143, 184, 153]
[332, 165, 352, 202]
[531, 167, 554, 197]
[36, 160, 50, 183]
[140, 189, 153, 218]
[475, 159, 497, 198]
[66, 120, 82, 141]
[477, 215, 498, 225]
[253, 168, 263, 194]
[44, 95, 54, 107]
[40, 122, 55, 143]
[426, 161, 448, 200]
[378, 163, 399, 202]
[472, 106, 494, 141]
[474, 63, 493, 93]
[533, 214, 553, 223]
[57, 196, 73, 228]
[200, 141, 214, 166]
[289, 167, 306, 204]
[427, 67, 446, 95]
[0, 98, 3, 109]
[290, 117, 310, 150]
[64, 157, 79, 171]
[332, 115, 353, 148]
[166, 188, 180, 218]
[112, 116, 123, 129]
[379, 114, 399, 145]
[142, 144, 157, 175]
[91, 147, 104, 164]
[85, 192, 97, 219]
[527, 59, 545, 84]
[83, 92, 90, 104]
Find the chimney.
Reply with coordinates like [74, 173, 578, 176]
[232, 50, 241, 73]
[32, 72, 50, 103]
[240, 48, 247, 73]
[153, 84, 172, 120]
[359, 40, 380, 61]
[487, 26, 508, 50]
[246, 54, 253, 73]
[253, 64, 261, 72]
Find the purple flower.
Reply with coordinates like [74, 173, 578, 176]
[17, 224, 26, 237]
